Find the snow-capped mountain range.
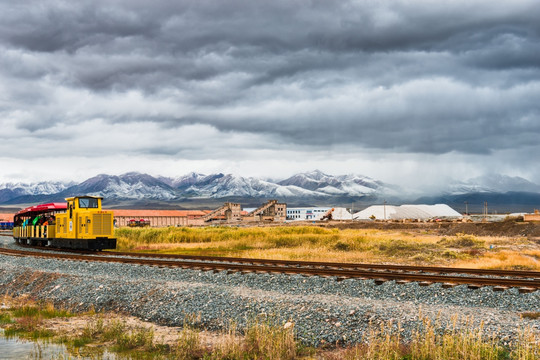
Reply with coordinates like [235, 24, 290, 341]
[0, 171, 539, 209]
[0, 181, 75, 203]
[0, 170, 392, 204]
[447, 174, 540, 194]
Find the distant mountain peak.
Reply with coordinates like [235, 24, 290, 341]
[448, 174, 540, 194]
[2, 171, 539, 209]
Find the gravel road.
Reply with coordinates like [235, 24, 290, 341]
[0, 236, 538, 346]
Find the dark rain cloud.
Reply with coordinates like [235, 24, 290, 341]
[1, 0, 540, 157]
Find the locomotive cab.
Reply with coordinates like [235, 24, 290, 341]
[54, 196, 116, 250]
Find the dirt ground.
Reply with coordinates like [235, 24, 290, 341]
[321, 220, 540, 238]
[44, 314, 227, 349]
[1, 295, 229, 350]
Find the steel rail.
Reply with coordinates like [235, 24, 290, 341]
[0, 247, 538, 290]
[5, 235, 540, 279]
[102, 251, 540, 279]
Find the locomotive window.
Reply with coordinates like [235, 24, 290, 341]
[79, 198, 98, 208]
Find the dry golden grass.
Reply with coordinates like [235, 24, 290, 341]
[114, 226, 540, 270]
[453, 250, 540, 270]
[322, 315, 539, 360]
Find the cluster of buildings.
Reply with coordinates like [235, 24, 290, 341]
[110, 201, 465, 227]
[2, 201, 540, 228]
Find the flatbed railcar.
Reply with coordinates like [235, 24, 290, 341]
[13, 196, 116, 250]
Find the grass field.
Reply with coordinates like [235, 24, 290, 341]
[114, 225, 540, 270]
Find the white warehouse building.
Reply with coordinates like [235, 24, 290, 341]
[353, 204, 462, 221]
[287, 207, 331, 221]
[287, 207, 353, 221]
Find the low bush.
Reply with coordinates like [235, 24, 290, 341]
[176, 326, 204, 360]
[438, 234, 485, 248]
[377, 239, 438, 257]
[0, 312, 13, 325]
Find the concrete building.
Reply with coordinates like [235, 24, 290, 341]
[243, 200, 287, 222]
[287, 207, 331, 221]
[202, 202, 243, 223]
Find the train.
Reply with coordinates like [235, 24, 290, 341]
[127, 218, 151, 227]
[0, 221, 14, 230]
[12, 196, 116, 250]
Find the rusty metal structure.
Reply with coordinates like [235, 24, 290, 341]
[244, 200, 287, 222]
[203, 200, 287, 223]
[202, 202, 242, 223]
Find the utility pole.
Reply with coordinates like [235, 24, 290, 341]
[383, 200, 387, 220]
[351, 202, 354, 221]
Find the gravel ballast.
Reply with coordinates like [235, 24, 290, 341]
[0, 238, 538, 346]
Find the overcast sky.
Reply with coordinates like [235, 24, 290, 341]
[1, 0, 539, 190]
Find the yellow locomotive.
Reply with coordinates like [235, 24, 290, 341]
[13, 196, 116, 250]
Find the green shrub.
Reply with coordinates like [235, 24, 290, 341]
[243, 319, 297, 360]
[176, 327, 205, 360]
[442, 250, 459, 259]
[115, 326, 154, 351]
[0, 313, 13, 325]
[334, 241, 352, 251]
[377, 240, 438, 257]
[438, 234, 485, 248]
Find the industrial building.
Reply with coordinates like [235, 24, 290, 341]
[243, 200, 287, 222]
[524, 210, 540, 222]
[285, 207, 353, 221]
[353, 204, 462, 221]
[202, 202, 243, 223]
[287, 207, 331, 221]
[0, 213, 14, 222]
[112, 209, 209, 227]
[202, 200, 287, 223]
[321, 207, 353, 220]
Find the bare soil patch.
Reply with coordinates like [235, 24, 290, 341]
[324, 220, 540, 237]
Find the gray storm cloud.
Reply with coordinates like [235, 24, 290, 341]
[1, 0, 540, 183]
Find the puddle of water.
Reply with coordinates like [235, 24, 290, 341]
[0, 331, 68, 359]
[1, 329, 117, 359]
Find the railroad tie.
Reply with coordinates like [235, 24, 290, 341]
[518, 287, 537, 294]
[467, 284, 483, 290]
[395, 280, 411, 285]
[441, 283, 457, 289]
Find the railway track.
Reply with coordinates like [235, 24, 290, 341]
[0, 245, 538, 293]
[9, 240, 540, 279]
